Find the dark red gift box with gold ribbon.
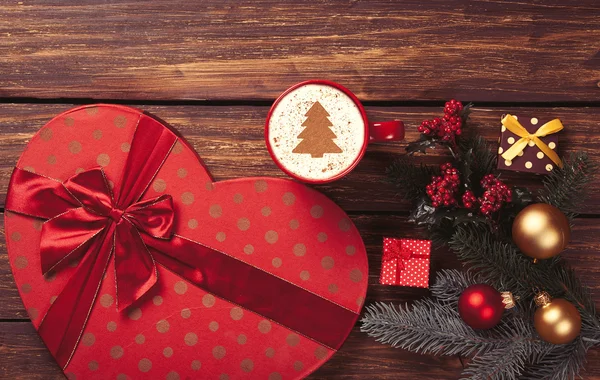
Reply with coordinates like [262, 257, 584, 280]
[4, 105, 368, 380]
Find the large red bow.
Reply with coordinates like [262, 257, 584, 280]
[6, 113, 358, 370]
[40, 167, 174, 310]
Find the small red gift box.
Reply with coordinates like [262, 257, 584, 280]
[380, 238, 431, 288]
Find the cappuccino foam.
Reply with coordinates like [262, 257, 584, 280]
[267, 84, 366, 181]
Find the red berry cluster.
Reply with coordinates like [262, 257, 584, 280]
[418, 99, 464, 141]
[426, 163, 460, 207]
[479, 174, 512, 216]
[426, 164, 512, 216]
[462, 190, 477, 209]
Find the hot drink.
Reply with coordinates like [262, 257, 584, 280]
[266, 82, 367, 182]
[266, 80, 404, 183]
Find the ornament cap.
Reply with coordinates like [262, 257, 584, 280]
[501, 291, 516, 309]
[534, 291, 552, 307]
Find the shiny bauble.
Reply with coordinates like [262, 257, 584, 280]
[512, 203, 570, 260]
[534, 292, 581, 345]
[458, 284, 505, 329]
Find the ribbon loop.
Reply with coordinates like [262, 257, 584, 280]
[500, 114, 563, 168]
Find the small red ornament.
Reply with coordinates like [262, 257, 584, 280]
[458, 284, 505, 329]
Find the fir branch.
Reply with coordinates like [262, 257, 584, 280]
[386, 157, 438, 202]
[521, 338, 592, 380]
[360, 300, 538, 359]
[460, 344, 530, 380]
[430, 269, 478, 305]
[538, 152, 592, 214]
[456, 135, 497, 191]
[542, 259, 600, 334]
[448, 224, 546, 299]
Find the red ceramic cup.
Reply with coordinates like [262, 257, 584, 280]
[265, 80, 404, 184]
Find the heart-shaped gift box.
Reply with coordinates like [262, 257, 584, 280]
[4, 105, 368, 379]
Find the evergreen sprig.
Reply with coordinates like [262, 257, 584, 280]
[429, 269, 477, 305]
[360, 299, 538, 360]
[363, 105, 599, 379]
[386, 157, 437, 202]
[538, 152, 592, 215]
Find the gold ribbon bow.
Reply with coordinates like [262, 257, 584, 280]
[500, 114, 563, 168]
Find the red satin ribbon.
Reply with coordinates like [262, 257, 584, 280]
[382, 242, 427, 283]
[6, 115, 358, 369]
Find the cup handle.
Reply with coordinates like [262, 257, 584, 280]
[368, 120, 405, 142]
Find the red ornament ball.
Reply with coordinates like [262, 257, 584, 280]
[458, 284, 505, 329]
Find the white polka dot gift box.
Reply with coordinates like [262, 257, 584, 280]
[497, 114, 563, 175]
[380, 238, 430, 288]
[4, 104, 368, 380]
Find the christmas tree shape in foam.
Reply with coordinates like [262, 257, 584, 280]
[292, 101, 343, 158]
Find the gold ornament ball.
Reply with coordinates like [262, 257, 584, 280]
[534, 297, 581, 345]
[512, 203, 570, 260]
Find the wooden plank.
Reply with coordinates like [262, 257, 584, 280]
[3, 213, 600, 319]
[0, 213, 459, 319]
[3, 213, 600, 378]
[0, 1, 599, 102]
[0, 104, 599, 213]
[1, 321, 599, 379]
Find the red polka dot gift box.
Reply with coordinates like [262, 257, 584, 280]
[4, 105, 368, 380]
[497, 114, 563, 175]
[380, 238, 430, 288]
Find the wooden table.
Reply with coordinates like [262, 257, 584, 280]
[1, 1, 600, 378]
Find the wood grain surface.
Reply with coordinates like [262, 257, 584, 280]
[0, 0, 599, 102]
[1, 0, 600, 379]
[1, 104, 599, 212]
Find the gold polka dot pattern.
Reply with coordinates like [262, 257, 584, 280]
[110, 345, 124, 359]
[99, 294, 113, 308]
[265, 230, 278, 244]
[286, 333, 300, 347]
[243, 244, 254, 255]
[88, 360, 99, 371]
[128, 308, 142, 320]
[258, 319, 272, 334]
[152, 179, 167, 192]
[293, 243, 306, 256]
[113, 115, 127, 128]
[184, 332, 198, 346]
[191, 360, 201, 371]
[68, 141, 82, 154]
[180, 308, 191, 319]
[202, 294, 215, 307]
[82, 332, 95, 346]
[310, 205, 324, 218]
[209, 204, 223, 218]
[138, 358, 152, 372]
[174, 281, 188, 295]
[5, 106, 369, 380]
[237, 217, 251, 231]
[240, 358, 254, 372]
[96, 153, 110, 167]
[212, 346, 226, 359]
[208, 321, 219, 332]
[188, 219, 198, 229]
[230, 307, 244, 320]
[254, 180, 268, 193]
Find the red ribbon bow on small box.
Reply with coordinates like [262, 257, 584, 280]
[380, 238, 431, 288]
